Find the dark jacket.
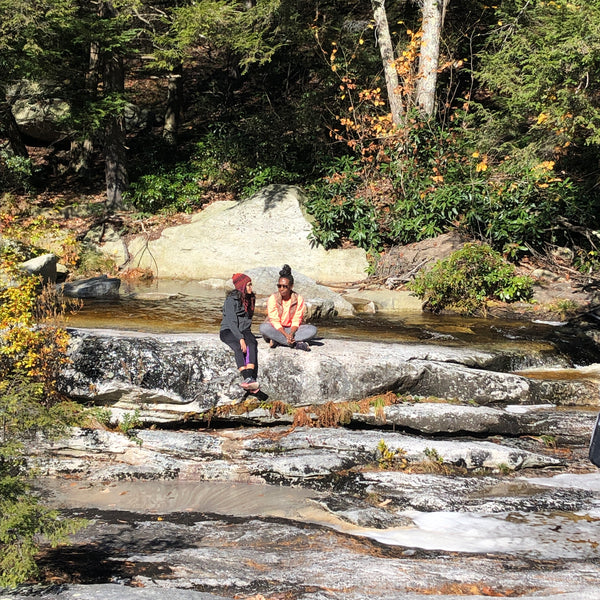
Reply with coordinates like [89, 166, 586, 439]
[220, 290, 253, 340]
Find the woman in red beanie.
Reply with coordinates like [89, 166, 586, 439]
[220, 273, 259, 391]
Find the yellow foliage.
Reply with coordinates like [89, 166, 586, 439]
[0, 259, 74, 406]
[315, 26, 423, 166]
[536, 160, 555, 171]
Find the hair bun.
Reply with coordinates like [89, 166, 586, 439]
[279, 264, 292, 278]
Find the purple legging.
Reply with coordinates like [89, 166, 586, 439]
[220, 329, 258, 369]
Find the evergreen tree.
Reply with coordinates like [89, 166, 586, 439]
[0, 257, 84, 587]
[469, 0, 600, 248]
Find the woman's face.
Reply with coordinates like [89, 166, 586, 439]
[245, 281, 253, 294]
[277, 277, 292, 300]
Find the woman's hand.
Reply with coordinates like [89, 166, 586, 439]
[287, 327, 299, 346]
[240, 338, 247, 353]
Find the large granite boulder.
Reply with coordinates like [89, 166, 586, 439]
[11, 79, 152, 143]
[20, 253, 58, 283]
[58, 329, 600, 425]
[12, 96, 70, 142]
[245, 266, 355, 317]
[117, 185, 369, 284]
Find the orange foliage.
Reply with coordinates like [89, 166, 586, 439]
[120, 267, 154, 281]
[328, 29, 423, 165]
[292, 407, 314, 427]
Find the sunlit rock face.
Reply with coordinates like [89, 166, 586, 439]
[119, 184, 369, 284]
[246, 265, 356, 317]
[59, 329, 600, 428]
[30, 329, 600, 600]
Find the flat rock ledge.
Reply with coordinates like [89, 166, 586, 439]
[59, 329, 600, 429]
[21, 327, 600, 600]
[31, 425, 562, 484]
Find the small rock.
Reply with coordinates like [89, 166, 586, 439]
[58, 274, 121, 299]
[531, 268, 562, 282]
[20, 253, 58, 283]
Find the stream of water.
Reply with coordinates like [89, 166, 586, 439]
[38, 473, 600, 560]
[64, 278, 598, 363]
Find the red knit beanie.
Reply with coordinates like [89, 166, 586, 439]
[232, 273, 251, 294]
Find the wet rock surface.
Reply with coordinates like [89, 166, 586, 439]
[17, 411, 600, 600]
[10, 325, 600, 600]
[58, 275, 121, 299]
[9, 463, 600, 600]
[15, 510, 600, 600]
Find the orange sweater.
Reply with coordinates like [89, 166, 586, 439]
[266, 293, 306, 329]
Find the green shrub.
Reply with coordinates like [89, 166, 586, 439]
[124, 162, 207, 214]
[463, 168, 578, 257]
[0, 473, 84, 587]
[390, 182, 471, 245]
[0, 151, 35, 194]
[376, 439, 408, 470]
[408, 243, 534, 314]
[305, 155, 383, 251]
[126, 127, 305, 214]
[75, 246, 117, 277]
[240, 166, 301, 198]
[304, 104, 590, 259]
[119, 409, 142, 436]
[189, 133, 244, 191]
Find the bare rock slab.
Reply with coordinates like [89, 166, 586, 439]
[121, 185, 369, 284]
[32, 425, 562, 485]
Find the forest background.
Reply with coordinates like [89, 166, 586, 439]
[1, 0, 600, 587]
[1, 0, 600, 269]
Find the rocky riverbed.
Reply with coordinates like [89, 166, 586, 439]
[4, 325, 600, 600]
[12, 423, 600, 600]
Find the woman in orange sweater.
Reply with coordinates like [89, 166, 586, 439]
[259, 264, 317, 351]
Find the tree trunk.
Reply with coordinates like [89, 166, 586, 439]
[104, 52, 128, 211]
[162, 63, 183, 147]
[0, 101, 28, 158]
[101, 2, 128, 211]
[105, 116, 128, 211]
[71, 40, 101, 175]
[415, 0, 445, 117]
[371, 0, 403, 125]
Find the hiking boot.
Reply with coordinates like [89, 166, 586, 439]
[295, 341, 310, 352]
[240, 377, 260, 391]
